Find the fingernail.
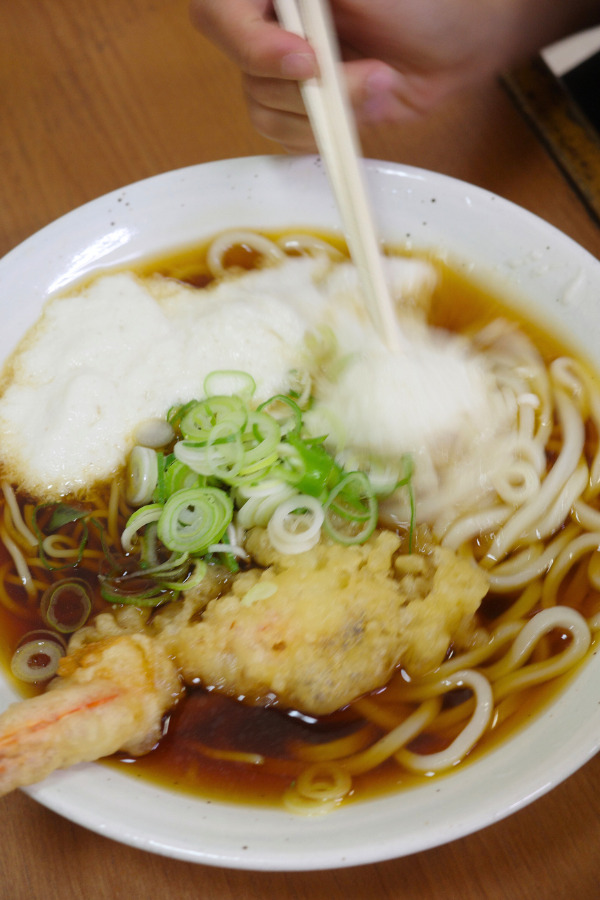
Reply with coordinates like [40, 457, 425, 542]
[281, 52, 316, 79]
[365, 68, 396, 95]
[362, 69, 397, 121]
[362, 93, 391, 122]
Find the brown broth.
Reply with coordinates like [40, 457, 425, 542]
[103, 657, 581, 809]
[0, 231, 599, 809]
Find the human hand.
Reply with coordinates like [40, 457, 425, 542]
[190, 0, 600, 152]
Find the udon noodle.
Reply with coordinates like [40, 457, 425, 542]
[0, 228, 598, 815]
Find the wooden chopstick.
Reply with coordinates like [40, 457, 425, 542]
[274, 0, 401, 351]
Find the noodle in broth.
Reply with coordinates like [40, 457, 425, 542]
[0, 229, 598, 814]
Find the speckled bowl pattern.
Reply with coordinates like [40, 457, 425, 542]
[1, 156, 599, 870]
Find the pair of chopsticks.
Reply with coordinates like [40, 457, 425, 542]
[274, 0, 401, 352]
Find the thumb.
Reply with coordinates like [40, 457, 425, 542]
[343, 60, 443, 124]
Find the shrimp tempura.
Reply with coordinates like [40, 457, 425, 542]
[0, 633, 182, 796]
[0, 530, 488, 796]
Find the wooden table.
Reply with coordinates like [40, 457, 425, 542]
[1, 2, 599, 898]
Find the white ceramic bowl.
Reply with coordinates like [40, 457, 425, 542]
[1, 156, 599, 871]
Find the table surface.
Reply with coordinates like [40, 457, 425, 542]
[1, 2, 599, 898]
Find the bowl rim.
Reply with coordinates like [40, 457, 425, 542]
[1, 154, 599, 871]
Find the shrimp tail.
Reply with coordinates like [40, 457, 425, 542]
[0, 633, 182, 797]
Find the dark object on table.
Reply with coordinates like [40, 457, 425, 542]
[503, 53, 600, 226]
[562, 50, 600, 133]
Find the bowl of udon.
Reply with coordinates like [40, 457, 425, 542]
[0, 155, 599, 871]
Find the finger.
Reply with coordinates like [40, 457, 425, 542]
[243, 88, 317, 153]
[342, 59, 450, 123]
[243, 61, 421, 153]
[190, 0, 317, 79]
[242, 60, 414, 152]
[244, 73, 307, 116]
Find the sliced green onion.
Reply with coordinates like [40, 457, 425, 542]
[302, 405, 346, 454]
[135, 552, 191, 579]
[235, 480, 297, 529]
[396, 454, 414, 487]
[127, 445, 159, 506]
[267, 494, 324, 555]
[153, 451, 167, 503]
[323, 472, 378, 545]
[99, 575, 174, 606]
[136, 519, 160, 568]
[398, 455, 416, 553]
[133, 417, 175, 449]
[33, 503, 90, 570]
[157, 559, 208, 591]
[175, 429, 244, 479]
[240, 581, 278, 607]
[157, 487, 233, 554]
[179, 395, 247, 442]
[238, 411, 281, 475]
[257, 394, 302, 436]
[205, 525, 245, 571]
[406, 481, 416, 553]
[11, 630, 66, 683]
[98, 551, 202, 606]
[121, 503, 163, 553]
[271, 441, 306, 486]
[40, 579, 92, 633]
[286, 367, 312, 408]
[339, 453, 402, 498]
[274, 434, 340, 499]
[164, 458, 204, 495]
[167, 398, 198, 433]
[203, 370, 256, 399]
[120, 372, 411, 565]
[45, 504, 90, 531]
